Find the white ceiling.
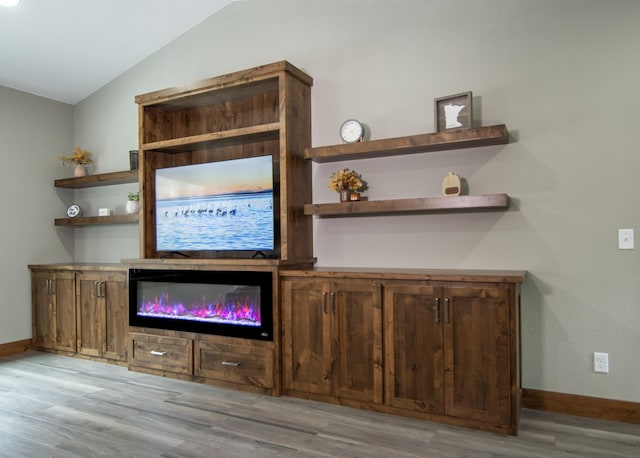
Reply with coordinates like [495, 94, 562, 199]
[0, 0, 235, 104]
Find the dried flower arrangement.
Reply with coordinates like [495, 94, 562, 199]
[58, 147, 93, 166]
[328, 168, 368, 193]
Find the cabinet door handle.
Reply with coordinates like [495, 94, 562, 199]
[330, 292, 336, 315]
[150, 350, 167, 356]
[322, 291, 328, 314]
[435, 297, 441, 323]
[222, 361, 240, 367]
[445, 298, 450, 323]
[94, 281, 106, 298]
[100, 281, 106, 298]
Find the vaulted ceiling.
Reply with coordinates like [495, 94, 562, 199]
[0, 0, 234, 104]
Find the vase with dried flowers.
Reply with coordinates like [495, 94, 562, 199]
[58, 147, 93, 177]
[328, 168, 368, 202]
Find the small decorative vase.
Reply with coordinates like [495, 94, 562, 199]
[74, 165, 87, 177]
[126, 200, 140, 214]
[339, 190, 351, 202]
[349, 192, 361, 201]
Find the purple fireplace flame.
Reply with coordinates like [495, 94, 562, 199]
[129, 269, 273, 340]
[138, 284, 261, 327]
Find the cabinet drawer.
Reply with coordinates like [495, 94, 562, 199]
[195, 341, 273, 389]
[129, 333, 193, 375]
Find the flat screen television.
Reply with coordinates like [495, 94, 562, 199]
[154, 155, 276, 258]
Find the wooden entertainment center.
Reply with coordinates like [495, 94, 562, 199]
[30, 61, 525, 435]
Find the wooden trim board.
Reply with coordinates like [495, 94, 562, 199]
[0, 339, 32, 357]
[522, 388, 640, 425]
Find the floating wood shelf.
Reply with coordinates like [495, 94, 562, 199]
[304, 194, 510, 217]
[304, 124, 508, 163]
[54, 170, 138, 189]
[141, 123, 281, 153]
[55, 214, 139, 226]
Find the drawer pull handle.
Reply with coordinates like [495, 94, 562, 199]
[150, 350, 167, 356]
[222, 361, 240, 367]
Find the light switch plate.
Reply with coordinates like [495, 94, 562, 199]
[618, 229, 634, 250]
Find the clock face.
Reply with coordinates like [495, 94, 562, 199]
[340, 119, 364, 143]
[66, 204, 81, 218]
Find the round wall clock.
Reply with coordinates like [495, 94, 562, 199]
[66, 204, 82, 218]
[340, 119, 365, 143]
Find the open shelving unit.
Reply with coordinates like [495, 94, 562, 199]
[135, 60, 313, 262]
[54, 169, 139, 226]
[304, 124, 510, 217]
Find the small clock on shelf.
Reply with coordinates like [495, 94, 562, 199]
[340, 119, 365, 143]
[66, 204, 82, 218]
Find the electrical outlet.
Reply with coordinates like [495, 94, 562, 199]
[594, 352, 609, 373]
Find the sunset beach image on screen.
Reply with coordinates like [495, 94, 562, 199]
[155, 155, 274, 252]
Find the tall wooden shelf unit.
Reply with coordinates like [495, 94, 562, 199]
[135, 60, 313, 261]
[127, 61, 314, 397]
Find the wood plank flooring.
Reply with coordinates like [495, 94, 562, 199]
[0, 351, 638, 457]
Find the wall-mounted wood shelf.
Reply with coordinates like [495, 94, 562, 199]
[304, 124, 508, 163]
[304, 194, 510, 217]
[55, 214, 139, 226]
[54, 170, 138, 189]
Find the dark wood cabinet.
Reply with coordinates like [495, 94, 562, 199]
[31, 269, 76, 352]
[443, 284, 512, 425]
[282, 277, 383, 403]
[385, 282, 513, 428]
[77, 270, 128, 362]
[281, 268, 524, 435]
[384, 284, 444, 414]
[30, 264, 128, 365]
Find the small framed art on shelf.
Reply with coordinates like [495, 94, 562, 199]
[434, 91, 472, 132]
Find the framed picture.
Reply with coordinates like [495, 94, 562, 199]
[434, 91, 472, 132]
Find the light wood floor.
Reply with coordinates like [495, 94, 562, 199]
[0, 352, 638, 457]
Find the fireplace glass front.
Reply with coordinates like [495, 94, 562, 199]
[129, 269, 273, 341]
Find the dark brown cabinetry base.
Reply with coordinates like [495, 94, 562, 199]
[281, 268, 525, 435]
[29, 264, 129, 365]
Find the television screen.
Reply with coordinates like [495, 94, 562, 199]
[155, 155, 275, 254]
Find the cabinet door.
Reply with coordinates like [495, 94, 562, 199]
[443, 285, 511, 424]
[54, 272, 77, 352]
[103, 272, 128, 361]
[332, 280, 382, 403]
[76, 272, 105, 357]
[31, 271, 54, 349]
[282, 278, 332, 395]
[384, 284, 444, 413]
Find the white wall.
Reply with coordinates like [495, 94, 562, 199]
[45, 0, 640, 403]
[0, 86, 73, 343]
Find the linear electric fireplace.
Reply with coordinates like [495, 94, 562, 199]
[129, 268, 273, 341]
